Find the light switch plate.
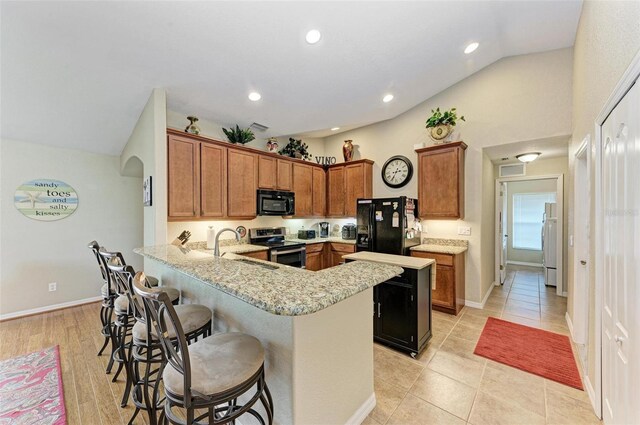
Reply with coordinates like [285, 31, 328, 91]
[458, 226, 471, 236]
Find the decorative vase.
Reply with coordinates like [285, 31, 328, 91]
[343, 140, 354, 162]
[429, 124, 451, 142]
[185, 116, 201, 135]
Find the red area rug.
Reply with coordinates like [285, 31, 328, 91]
[474, 317, 583, 390]
[0, 346, 66, 424]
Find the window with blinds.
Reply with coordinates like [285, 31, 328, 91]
[512, 192, 556, 250]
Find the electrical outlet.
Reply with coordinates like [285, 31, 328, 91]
[48, 282, 57, 292]
[458, 226, 471, 236]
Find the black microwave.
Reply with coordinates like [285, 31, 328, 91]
[257, 190, 295, 216]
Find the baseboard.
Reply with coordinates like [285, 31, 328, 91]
[465, 282, 495, 309]
[565, 312, 575, 341]
[506, 260, 543, 267]
[0, 296, 102, 321]
[345, 392, 376, 425]
[584, 375, 600, 419]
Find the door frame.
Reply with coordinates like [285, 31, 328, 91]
[494, 173, 564, 296]
[593, 48, 640, 421]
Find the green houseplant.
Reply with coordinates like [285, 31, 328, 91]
[222, 125, 255, 144]
[425, 107, 465, 141]
[278, 138, 312, 160]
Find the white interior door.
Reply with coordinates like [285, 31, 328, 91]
[601, 81, 639, 425]
[500, 182, 508, 283]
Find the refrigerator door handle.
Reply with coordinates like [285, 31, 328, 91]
[369, 205, 375, 251]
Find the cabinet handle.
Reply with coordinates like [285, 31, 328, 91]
[377, 302, 381, 318]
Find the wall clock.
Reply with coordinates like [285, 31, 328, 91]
[381, 155, 413, 188]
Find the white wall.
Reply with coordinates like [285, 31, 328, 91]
[569, 0, 640, 392]
[0, 139, 142, 316]
[323, 48, 573, 303]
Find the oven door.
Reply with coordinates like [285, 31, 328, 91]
[257, 191, 295, 216]
[270, 247, 306, 268]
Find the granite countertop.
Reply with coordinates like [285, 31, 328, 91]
[135, 244, 402, 316]
[410, 238, 469, 255]
[342, 252, 435, 270]
[287, 237, 357, 245]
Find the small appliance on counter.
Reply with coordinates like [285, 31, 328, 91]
[356, 197, 420, 255]
[297, 229, 316, 239]
[319, 222, 330, 238]
[341, 224, 357, 240]
[249, 227, 306, 268]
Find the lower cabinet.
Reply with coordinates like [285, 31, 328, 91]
[239, 250, 269, 261]
[327, 243, 356, 268]
[411, 251, 465, 315]
[372, 267, 432, 356]
[305, 243, 325, 271]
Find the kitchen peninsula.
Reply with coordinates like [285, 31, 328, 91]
[136, 243, 403, 425]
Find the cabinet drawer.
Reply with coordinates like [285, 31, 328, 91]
[306, 243, 325, 253]
[240, 250, 268, 261]
[411, 251, 453, 266]
[330, 243, 356, 253]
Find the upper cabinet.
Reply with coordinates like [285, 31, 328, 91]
[292, 163, 313, 216]
[312, 167, 326, 216]
[227, 148, 258, 218]
[168, 135, 200, 219]
[258, 155, 277, 190]
[415, 142, 467, 219]
[277, 159, 293, 191]
[200, 144, 227, 218]
[326, 160, 373, 218]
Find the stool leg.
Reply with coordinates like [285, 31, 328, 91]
[98, 302, 110, 356]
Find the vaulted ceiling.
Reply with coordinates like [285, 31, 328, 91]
[1, 1, 582, 155]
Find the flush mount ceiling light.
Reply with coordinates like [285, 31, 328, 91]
[382, 94, 394, 103]
[464, 42, 479, 54]
[305, 29, 322, 44]
[331, 127, 340, 131]
[516, 152, 541, 163]
[248, 92, 261, 101]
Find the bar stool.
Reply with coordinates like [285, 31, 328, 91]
[87, 241, 117, 362]
[110, 267, 212, 425]
[133, 275, 274, 425]
[102, 249, 180, 408]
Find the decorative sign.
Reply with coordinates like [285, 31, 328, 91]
[14, 179, 78, 221]
[315, 156, 337, 165]
[143, 176, 152, 207]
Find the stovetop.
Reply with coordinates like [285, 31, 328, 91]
[251, 240, 305, 249]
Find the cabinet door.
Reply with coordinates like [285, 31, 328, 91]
[292, 163, 313, 217]
[345, 163, 369, 217]
[376, 281, 416, 350]
[330, 250, 345, 267]
[306, 251, 323, 271]
[168, 135, 200, 218]
[227, 149, 258, 218]
[327, 167, 345, 216]
[418, 146, 464, 218]
[312, 167, 326, 216]
[258, 156, 277, 189]
[432, 265, 455, 309]
[277, 159, 293, 191]
[200, 144, 226, 217]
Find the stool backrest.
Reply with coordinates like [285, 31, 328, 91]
[132, 272, 192, 404]
[88, 240, 110, 291]
[98, 248, 127, 297]
[107, 261, 146, 321]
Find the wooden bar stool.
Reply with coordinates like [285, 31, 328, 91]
[102, 249, 180, 408]
[133, 277, 274, 425]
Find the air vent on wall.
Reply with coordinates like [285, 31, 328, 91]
[249, 122, 269, 132]
[499, 163, 526, 177]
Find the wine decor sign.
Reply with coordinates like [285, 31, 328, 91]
[14, 179, 78, 221]
[315, 156, 337, 165]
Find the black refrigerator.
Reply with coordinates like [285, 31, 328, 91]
[356, 197, 420, 255]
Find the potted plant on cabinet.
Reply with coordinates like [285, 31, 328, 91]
[222, 125, 256, 144]
[425, 107, 465, 142]
[278, 138, 312, 160]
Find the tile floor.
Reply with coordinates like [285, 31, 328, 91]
[365, 265, 601, 425]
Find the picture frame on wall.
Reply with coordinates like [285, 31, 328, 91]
[143, 176, 152, 206]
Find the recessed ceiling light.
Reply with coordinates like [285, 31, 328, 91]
[464, 42, 479, 54]
[248, 92, 261, 101]
[516, 152, 541, 163]
[331, 127, 340, 131]
[382, 94, 394, 103]
[306, 30, 322, 44]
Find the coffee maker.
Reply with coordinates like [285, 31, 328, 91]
[319, 222, 330, 238]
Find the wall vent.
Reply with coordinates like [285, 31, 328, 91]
[249, 122, 269, 132]
[499, 163, 526, 177]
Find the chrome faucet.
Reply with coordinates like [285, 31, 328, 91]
[214, 228, 241, 257]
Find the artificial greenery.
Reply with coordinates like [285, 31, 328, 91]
[278, 137, 312, 160]
[222, 125, 255, 144]
[425, 107, 465, 128]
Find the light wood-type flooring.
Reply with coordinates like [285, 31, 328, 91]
[0, 266, 600, 425]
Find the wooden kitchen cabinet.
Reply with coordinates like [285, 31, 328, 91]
[312, 167, 326, 216]
[277, 159, 293, 191]
[258, 155, 277, 189]
[227, 148, 258, 218]
[326, 160, 373, 217]
[240, 250, 269, 261]
[200, 143, 226, 218]
[416, 142, 466, 219]
[305, 243, 325, 271]
[327, 242, 356, 267]
[168, 135, 200, 219]
[292, 163, 313, 217]
[411, 250, 466, 315]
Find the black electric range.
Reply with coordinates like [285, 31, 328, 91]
[249, 227, 306, 268]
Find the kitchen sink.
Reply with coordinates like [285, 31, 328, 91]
[233, 258, 280, 270]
